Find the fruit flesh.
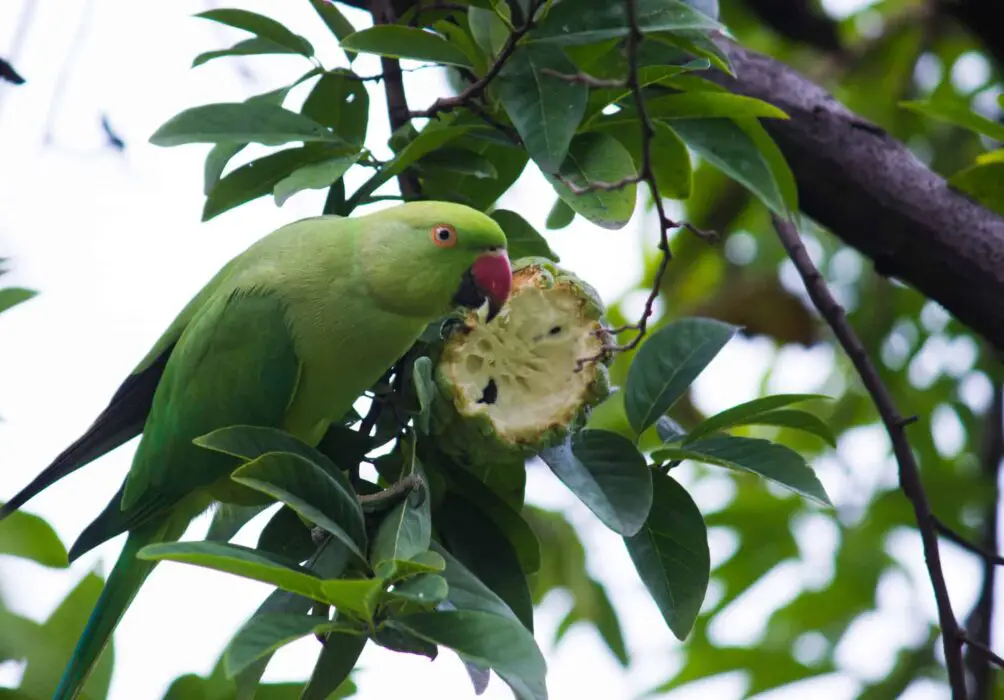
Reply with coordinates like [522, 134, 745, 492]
[439, 266, 606, 447]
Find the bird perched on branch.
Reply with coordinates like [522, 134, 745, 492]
[0, 200, 512, 699]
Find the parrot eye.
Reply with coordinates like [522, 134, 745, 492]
[431, 224, 458, 248]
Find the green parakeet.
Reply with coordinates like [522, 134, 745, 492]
[0, 201, 511, 700]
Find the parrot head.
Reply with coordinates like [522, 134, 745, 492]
[359, 201, 512, 321]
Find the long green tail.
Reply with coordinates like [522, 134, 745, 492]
[53, 511, 190, 700]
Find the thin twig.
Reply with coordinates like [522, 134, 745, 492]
[966, 379, 1003, 700]
[964, 632, 1004, 671]
[539, 68, 627, 88]
[934, 516, 1004, 566]
[771, 213, 968, 700]
[410, 0, 544, 120]
[574, 0, 688, 370]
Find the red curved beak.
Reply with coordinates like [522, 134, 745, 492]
[471, 250, 512, 322]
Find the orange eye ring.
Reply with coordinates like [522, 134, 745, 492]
[431, 223, 458, 248]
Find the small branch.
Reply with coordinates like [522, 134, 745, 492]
[771, 214, 968, 700]
[574, 0, 724, 371]
[411, 0, 544, 120]
[966, 379, 1004, 700]
[539, 68, 626, 88]
[358, 473, 426, 512]
[934, 516, 1004, 567]
[963, 632, 1004, 671]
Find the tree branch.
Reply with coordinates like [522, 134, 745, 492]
[370, 0, 420, 199]
[707, 39, 1004, 353]
[771, 214, 968, 700]
[966, 380, 1004, 700]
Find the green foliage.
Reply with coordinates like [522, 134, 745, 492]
[12, 0, 1000, 697]
[900, 98, 1004, 215]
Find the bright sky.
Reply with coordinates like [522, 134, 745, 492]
[0, 1, 994, 699]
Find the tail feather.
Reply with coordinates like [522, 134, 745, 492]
[53, 510, 190, 700]
[0, 346, 172, 521]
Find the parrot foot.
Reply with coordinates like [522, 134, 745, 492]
[358, 473, 426, 512]
[308, 474, 427, 545]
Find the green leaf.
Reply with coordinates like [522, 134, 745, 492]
[653, 434, 832, 505]
[195, 8, 314, 57]
[390, 610, 547, 700]
[302, 630, 366, 700]
[901, 99, 1004, 141]
[375, 550, 447, 582]
[468, 6, 510, 58]
[192, 37, 299, 68]
[318, 578, 386, 620]
[624, 317, 738, 433]
[495, 43, 588, 172]
[231, 452, 367, 563]
[411, 356, 436, 434]
[418, 130, 529, 209]
[273, 153, 361, 207]
[370, 440, 431, 566]
[540, 429, 653, 536]
[738, 116, 799, 214]
[18, 571, 114, 699]
[737, 409, 838, 447]
[150, 103, 345, 147]
[0, 509, 68, 567]
[668, 118, 788, 215]
[544, 132, 638, 229]
[387, 573, 449, 606]
[230, 538, 353, 696]
[949, 161, 1004, 216]
[138, 540, 327, 602]
[416, 147, 499, 179]
[655, 29, 733, 74]
[224, 612, 357, 678]
[624, 474, 709, 640]
[601, 120, 692, 200]
[351, 120, 476, 205]
[202, 146, 340, 220]
[301, 70, 370, 146]
[621, 92, 788, 122]
[339, 26, 471, 67]
[581, 62, 710, 125]
[433, 542, 522, 622]
[257, 505, 316, 562]
[491, 209, 560, 261]
[200, 76, 320, 195]
[307, 0, 358, 62]
[0, 287, 36, 314]
[439, 496, 535, 631]
[196, 424, 357, 491]
[435, 455, 540, 574]
[532, 0, 721, 46]
[206, 503, 270, 542]
[686, 393, 830, 443]
[545, 197, 575, 230]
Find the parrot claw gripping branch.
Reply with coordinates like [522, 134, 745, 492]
[0, 201, 514, 700]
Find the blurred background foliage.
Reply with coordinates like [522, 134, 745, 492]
[2, 0, 1004, 698]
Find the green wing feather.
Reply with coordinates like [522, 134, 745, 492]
[56, 288, 302, 699]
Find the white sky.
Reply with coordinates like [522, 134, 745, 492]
[0, 1, 995, 700]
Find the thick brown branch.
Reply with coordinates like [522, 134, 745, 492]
[371, 0, 420, 199]
[707, 39, 1004, 353]
[771, 214, 968, 700]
